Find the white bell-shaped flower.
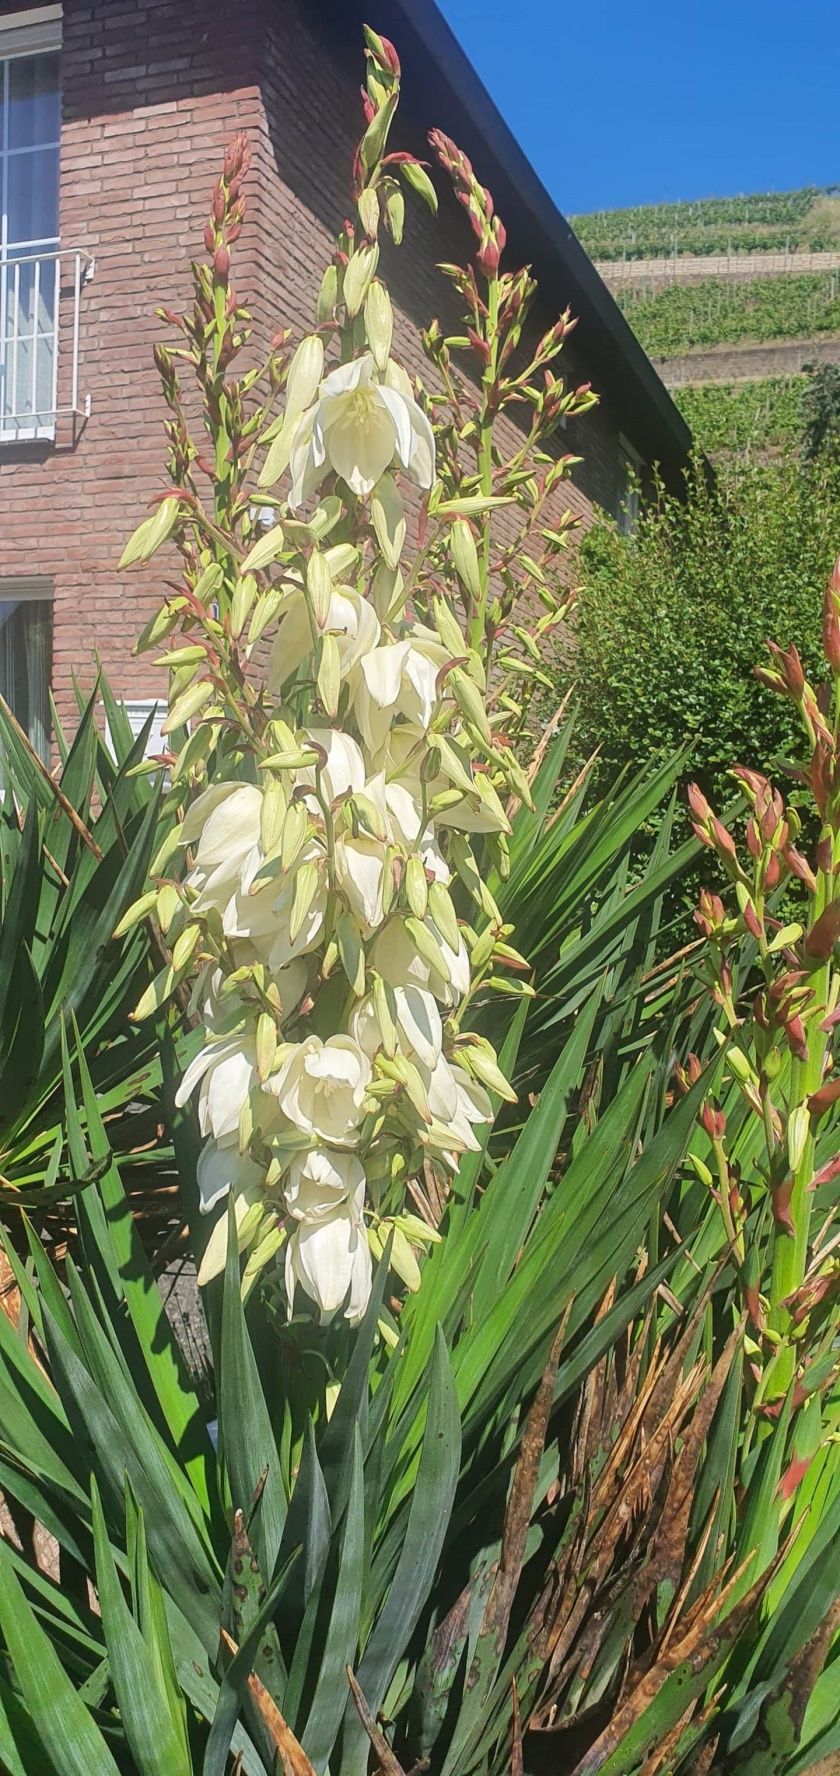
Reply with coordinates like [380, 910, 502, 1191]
[352, 983, 442, 1073]
[175, 1033, 257, 1142]
[289, 352, 435, 505]
[299, 728, 366, 807]
[269, 584, 380, 690]
[423, 1056, 492, 1153]
[353, 636, 448, 756]
[184, 782, 263, 916]
[284, 1147, 365, 1222]
[269, 1034, 371, 1145]
[197, 1135, 264, 1212]
[373, 917, 471, 1007]
[285, 1173, 372, 1323]
[226, 843, 328, 972]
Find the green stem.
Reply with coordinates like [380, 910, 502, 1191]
[470, 276, 500, 662]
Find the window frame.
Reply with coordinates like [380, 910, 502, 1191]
[0, 572, 54, 759]
[0, 6, 62, 444]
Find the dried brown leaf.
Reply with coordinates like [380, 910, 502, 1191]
[219, 1628, 317, 1776]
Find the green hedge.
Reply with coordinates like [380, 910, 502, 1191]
[571, 186, 835, 260]
[617, 271, 840, 356]
[566, 456, 840, 914]
[673, 378, 805, 454]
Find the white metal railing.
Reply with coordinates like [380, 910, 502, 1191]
[0, 246, 93, 441]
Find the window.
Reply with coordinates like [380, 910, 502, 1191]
[105, 698, 167, 763]
[0, 576, 53, 758]
[616, 433, 643, 537]
[0, 8, 61, 441]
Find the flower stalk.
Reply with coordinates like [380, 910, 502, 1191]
[118, 33, 586, 1329]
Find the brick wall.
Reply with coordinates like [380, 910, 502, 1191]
[0, 0, 647, 739]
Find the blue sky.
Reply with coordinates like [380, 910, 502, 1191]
[436, 0, 840, 215]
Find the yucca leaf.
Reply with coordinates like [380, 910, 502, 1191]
[40, 1301, 221, 1650]
[275, 1419, 331, 1637]
[0, 1674, 36, 1776]
[0, 1541, 121, 1776]
[69, 1021, 213, 1509]
[202, 1548, 300, 1776]
[340, 1328, 460, 1776]
[317, 1238, 392, 1522]
[91, 1479, 192, 1776]
[301, 1425, 366, 1772]
[219, 1201, 287, 1578]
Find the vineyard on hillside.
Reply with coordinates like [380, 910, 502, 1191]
[616, 270, 840, 356]
[572, 184, 840, 260]
[573, 182, 840, 458]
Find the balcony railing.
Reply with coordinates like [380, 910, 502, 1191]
[0, 246, 93, 443]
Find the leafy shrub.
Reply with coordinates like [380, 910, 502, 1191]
[673, 377, 805, 455]
[617, 270, 840, 356]
[570, 456, 840, 897]
[802, 359, 840, 460]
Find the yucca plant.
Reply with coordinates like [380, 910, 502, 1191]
[0, 677, 170, 1209]
[1, 25, 838, 1776]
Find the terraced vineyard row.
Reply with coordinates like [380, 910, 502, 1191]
[572, 185, 839, 260]
[616, 270, 840, 356]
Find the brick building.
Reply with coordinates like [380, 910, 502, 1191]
[0, 0, 692, 755]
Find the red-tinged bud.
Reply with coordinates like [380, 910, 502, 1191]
[745, 818, 761, 858]
[811, 1152, 840, 1187]
[712, 816, 737, 860]
[694, 889, 726, 938]
[222, 131, 249, 183]
[364, 26, 401, 75]
[760, 799, 780, 844]
[804, 691, 834, 748]
[823, 609, 840, 672]
[764, 639, 805, 698]
[687, 782, 711, 824]
[213, 245, 230, 281]
[204, 221, 216, 253]
[804, 901, 840, 960]
[807, 1076, 840, 1117]
[817, 838, 833, 878]
[742, 898, 763, 941]
[745, 1282, 766, 1331]
[477, 223, 505, 277]
[700, 1101, 726, 1142]
[785, 1015, 809, 1062]
[467, 327, 491, 365]
[784, 845, 818, 892]
[195, 455, 214, 478]
[732, 765, 767, 801]
[765, 853, 781, 890]
[360, 86, 376, 125]
[771, 1174, 796, 1236]
[675, 1052, 703, 1093]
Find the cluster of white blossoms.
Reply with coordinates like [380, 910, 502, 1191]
[153, 338, 524, 1324]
